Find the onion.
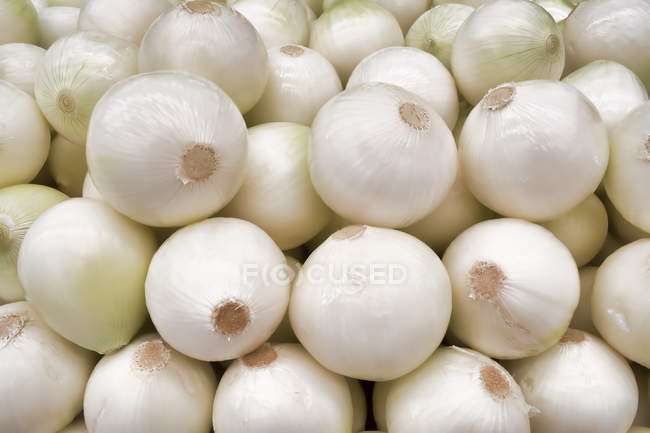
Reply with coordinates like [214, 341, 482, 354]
[563, 60, 648, 129]
[591, 233, 623, 267]
[59, 420, 88, 433]
[268, 255, 301, 343]
[50, 0, 86, 5]
[290, 225, 452, 380]
[37, 6, 79, 48]
[633, 364, 649, 428]
[81, 172, 101, 200]
[372, 381, 390, 432]
[563, 0, 650, 89]
[48, 134, 86, 197]
[146, 218, 290, 361]
[86, 71, 247, 227]
[347, 46, 458, 129]
[309, 0, 403, 83]
[34, 31, 138, 146]
[0, 0, 39, 44]
[604, 101, 650, 233]
[305, 213, 350, 252]
[322, 0, 427, 33]
[433, 0, 483, 6]
[0, 42, 44, 95]
[78, 0, 171, 43]
[245, 44, 342, 126]
[83, 333, 217, 433]
[221, 122, 331, 250]
[507, 329, 638, 433]
[452, 0, 565, 104]
[310, 83, 457, 228]
[0, 81, 50, 187]
[532, 0, 574, 22]
[0, 302, 96, 433]
[0, 184, 67, 303]
[18, 198, 158, 353]
[386, 346, 533, 433]
[233, 0, 310, 48]
[605, 196, 649, 244]
[348, 377, 367, 433]
[405, 4, 474, 70]
[592, 239, 650, 368]
[138, 1, 268, 114]
[30, 0, 46, 9]
[212, 343, 354, 433]
[459, 80, 609, 221]
[569, 266, 598, 335]
[442, 218, 580, 359]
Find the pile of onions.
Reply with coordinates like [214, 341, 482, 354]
[0, 0, 39, 44]
[37, 6, 79, 48]
[232, 0, 311, 48]
[0, 42, 44, 95]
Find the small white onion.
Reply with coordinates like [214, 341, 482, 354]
[452, 0, 564, 104]
[532, 0, 574, 22]
[309, 0, 403, 83]
[0, 0, 39, 44]
[563, 0, 650, 89]
[460, 80, 609, 221]
[86, 72, 247, 227]
[37, 6, 79, 48]
[58, 420, 88, 433]
[507, 329, 638, 433]
[0, 80, 50, 187]
[34, 31, 138, 146]
[290, 225, 452, 380]
[83, 333, 217, 433]
[322, 0, 427, 33]
[0, 184, 67, 303]
[569, 266, 598, 335]
[563, 60, 648, 129]
[347, 46, 458, 129]
[48, 134, 86, 197]
[0, 42, 45, 95]
[405, 4, 474, 70]
[348, 378, 367, 433]
[442, 218, 580, 359]
[605, 195, 649, 244]
[0, 302, 96, 433]
[18, 198, 158, 353]
[592, 239, 650, 368]
[386, 346, 533, 433]
[604, 101, 650, 232]
[212, 343, 354, 433]
[233, 0, 310, 48]
[245, 44, 342, 126]
[310, 83, 458, 228]
[139, 1, 268, 114]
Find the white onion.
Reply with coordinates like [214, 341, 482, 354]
[460, 80, 609, 221]
[0, 80, 50, 187]
[18, 198, 157, 353]
[58, 420, 88, 433]
[433, 0, 483, 6]
[507, 329, 638, 433]
[86, 71, 247, 227]
[34, 31, 137, 146]
[405, 4, 474, 70]
[604, 101, 650, 233]
[532, 0, 574, 22]
[221, 122, 332, 250]
[83, 333, 217, 433]
[146, 218, 290, 361]
[305, 213, 350, 252]
[452, 0, 564, 104]
[563, 0, 650, 89]
[347, 46, 458, 129]
[310, 83, 457, 228]
[348, 378, 367, 433]
[212, 343, 354, 433]
[569, 266, 598, 335]
[30, 0, 46, 9]
[372, 380, 390, 432]
[0, 0, 39, 44]
[48, 134, 86, 197]
[563, 60, 648, 129]
[78, 0, 171, 43]
[591, 233, 623, 266]
[50, 0, 85, 5]
[268, 255, 301, 343]
[592, 239, 650, 368]
[0, 42, 45, 95]
[245, 44, 342, 125]
[605, 195, 649, 244]
[322, 0, 427, 33]
[0, 302, 96, 433]
[309, 0, 403, 83]
[442, 218, 580, 359]
[386, 346, 533, 433]
[290, 225, 452, 380]
[37, 6, 79, 48]
[81, 172, 101, 200]
[139, 1, 268, 114]
[0, 184, 67, 303]
[233, 0, 310, 48]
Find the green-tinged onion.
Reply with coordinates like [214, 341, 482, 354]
[233, 0, 311, 48]
[48, 134, 86, 197]
[323, 0, 427, 33]
[0, 0, 39, 44]
[0, 43, 45, 95]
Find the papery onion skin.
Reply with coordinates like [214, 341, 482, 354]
[322, 0, 428, 33]
[0, 0, 39, 44]
[592, 239, 650, 368]
[532, 0, 574, 22]
[17, 198, 158, 353]
[138, 1, 268, 114]
[37, 6, 79, 48]
[0, 43, 45, 95]
[233, 0, 311, 48]
[569, 266, 598, 335]
[48, 134, 86, 197]
[452, 0, 565, 105]
[0, 302, 96, 433]
[86, 71, 247, 227]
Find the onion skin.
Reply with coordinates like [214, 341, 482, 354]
[0, 0, 39, 44]
[0, 42, 45, 96]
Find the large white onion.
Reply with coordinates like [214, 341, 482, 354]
[507, 329, 638, 433]
[138, 1, 268, 114]
[452, 0, 564, 104]
[48, 134, 86, 197]
[322, 0, 427, 33]
[0, 42, 44, 95]
[442, 218, 580, 359]
[18, 198, 157, 353]
[245, 44, 342, 126]
[37, 6, 79, 48]
[34, 31, 137, 145]
[346, 46, 458, 129]
[0, 0, 39, 44]
[233, 0, 310, 48]
[86, 71, 247, 227]
[0, 302, 96, 433]
[309, 83, 457, 228]
[459, 80, 609, 221]
[532, 0, 574, 22]
[569, 266, 598, 335]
